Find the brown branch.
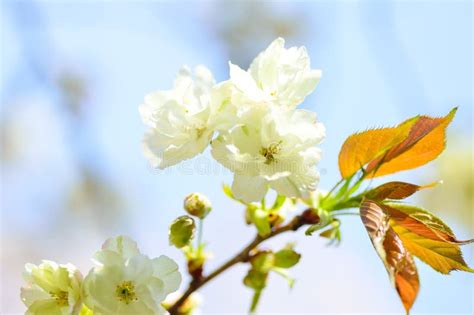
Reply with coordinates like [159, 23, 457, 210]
[168, 209, 319, 315]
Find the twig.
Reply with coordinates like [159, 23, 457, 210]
[168, 210, 318, 315]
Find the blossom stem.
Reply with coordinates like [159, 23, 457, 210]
[197, 219, 204, 255]
[167, 211, 315, 315]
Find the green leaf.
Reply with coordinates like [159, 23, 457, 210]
[274, 249, 301, 269]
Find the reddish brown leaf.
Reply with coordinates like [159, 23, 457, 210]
[385, 228, 420, 312]
[367, 182, 422, 200]
[360, 200, 419, 313]
[366, 181, 440, 201]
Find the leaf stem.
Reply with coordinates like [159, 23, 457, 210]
[334, 212, 359, 216]
[320, 178, 344, 205]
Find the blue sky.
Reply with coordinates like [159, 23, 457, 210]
[1, 1, 472, 313]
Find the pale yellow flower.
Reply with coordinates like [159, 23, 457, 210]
[21, 260, 83, 315]
[83, 236, 181, 315]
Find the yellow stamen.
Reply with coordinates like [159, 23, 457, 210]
[50, 290, 69, 307]
[260, 141, 282, 165]
[116, 281, 138, 304]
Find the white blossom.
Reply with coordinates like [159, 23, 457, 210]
[83, 236, 181, 315]
[140, 66, 230, 169]
[229, 37, 321, 109]
[139, 37, 325, 202]
[21, 260, 83, 315]
[211, 107, 325, 202]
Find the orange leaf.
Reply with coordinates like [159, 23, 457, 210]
[366, 108, 457, 177]
[338, 118, 417, 178]
[384, 203, 474, 245]
[338, 108, 456, 179]
[382, 204, 473, 274]
[392, 224, 474, 274]
[360, 200, 419, 313]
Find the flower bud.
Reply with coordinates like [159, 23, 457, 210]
[169, 215, 195, 248]
[184, 193, 212, 219]
[250, 251, 274, 273]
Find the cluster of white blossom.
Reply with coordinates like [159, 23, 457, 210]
[140, 38, 325, 202]
[21, 236, 181, 315]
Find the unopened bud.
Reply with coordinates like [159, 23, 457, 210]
[301, 209, 321, 225]
[169, 215, 195, 248]
[250, 251, 274, 273]
[184, 193, 212, 219]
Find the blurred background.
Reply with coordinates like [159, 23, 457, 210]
[0, 1, 472, 314]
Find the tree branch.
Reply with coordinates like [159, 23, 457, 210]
[168, 210, 319, 315]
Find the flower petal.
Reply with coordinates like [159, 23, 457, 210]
[232, 175, 268, 202]
[152, 255, 182, 295]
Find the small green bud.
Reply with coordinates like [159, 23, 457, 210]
[169, 215, 195, 248]
[247, 206, 271, 236]
[250, 251, 274, 273]
[184, 193, 212, 219]
[274, 249, 301, 269]
[243, 269, 267, 291]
